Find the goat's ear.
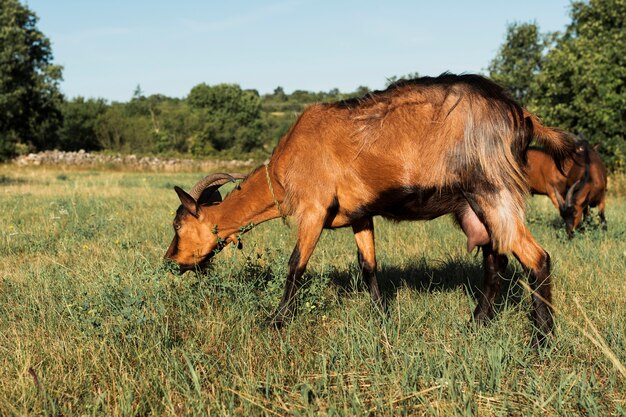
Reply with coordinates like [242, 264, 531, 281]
[174, 186, 198, 217]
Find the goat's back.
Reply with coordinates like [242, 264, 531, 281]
[273, 74, 530, 217]
[526, 149, 569, 195]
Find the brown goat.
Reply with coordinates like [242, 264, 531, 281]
[527, 140, 607, 237]
[165, 74, 579, 346]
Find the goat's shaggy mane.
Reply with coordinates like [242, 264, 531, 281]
[329, 72, 518, 111]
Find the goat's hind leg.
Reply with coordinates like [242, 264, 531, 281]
[473, 245, 508, 325]
[511, 223, 554, 346]
[466, 190, 554, 346]
[352, 217, 383, 306]
[455, 206, 507, 325]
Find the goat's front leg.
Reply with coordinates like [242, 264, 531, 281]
[352, 217, 382, 306]
[269, 215, 324, 328]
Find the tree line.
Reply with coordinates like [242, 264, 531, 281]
[488, 0, 625, 170]
[1, 0, 624, 169]
[57, 83, 376, 159]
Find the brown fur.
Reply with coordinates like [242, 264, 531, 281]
[165, 74, 579, 345]
[527, 141, 608, 237]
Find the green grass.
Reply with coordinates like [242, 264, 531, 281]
[1, 165, 625, 416]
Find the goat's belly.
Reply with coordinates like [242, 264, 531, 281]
[334, 187, 466, 223]
[327, 212, 358, 228]
[378, 189, 466, 221]
[380, 206, 450, 221]
[326, 207, 451, 229]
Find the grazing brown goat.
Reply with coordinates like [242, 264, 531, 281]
[165, 74, 579, 346]
[526, 140, 607, 238]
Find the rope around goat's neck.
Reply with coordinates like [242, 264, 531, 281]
[264, 163, 287, 224]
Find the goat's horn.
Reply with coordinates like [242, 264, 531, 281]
[553, 186, 565, 209]
[228, 173, 247, 181]
[565, 180, 582, 207]
[189, 173, 243, 201]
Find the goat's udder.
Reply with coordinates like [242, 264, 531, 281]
[459, 207, 491, 253]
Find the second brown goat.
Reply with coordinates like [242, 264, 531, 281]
[165, 74, 580, 346]
[526, 140, 607, 238]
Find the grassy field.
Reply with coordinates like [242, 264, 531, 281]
[1, 164, 625, 416]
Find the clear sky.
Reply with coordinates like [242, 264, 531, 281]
[26, 0, 573, 102]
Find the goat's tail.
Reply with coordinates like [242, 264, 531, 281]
[523, 110, 581, 171]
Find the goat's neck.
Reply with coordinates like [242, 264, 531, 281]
[209, 166, 283, 238]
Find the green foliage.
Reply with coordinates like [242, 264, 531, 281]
[188, 83, 260, 124]
[187, 83, 265, 153]
[0, 0, 63, 160]
[261, 111, 299, 150]
[488, 22, 546, 106]
[261, 85, 368, 113]
[149, 99, 202, 154]
[385, 71, 421, 87]
[51, 83, 374, 159]
[530, 0, 626, 170]
[95, 103, 152, 153]
[491, 0, 625, 170]
[58, 97, 108, 151]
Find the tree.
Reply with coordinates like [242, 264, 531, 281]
[385, 72, 420, 87]
[187, 83, 265, 153]
[530, 0, 625, 169]
[488, 22, 546, 106]
[0, 0, 63, 159]
[272, 86, 287, 102]
[58, 97, 108, 151]
[353, 85, 371, 97]
[95, 104, 153, 153]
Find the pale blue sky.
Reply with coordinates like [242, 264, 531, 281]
[26, 1, 573, 102]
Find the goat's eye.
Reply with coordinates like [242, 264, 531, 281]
[174, 223, 181, 231]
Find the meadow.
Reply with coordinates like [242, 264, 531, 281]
[0, 164, 625, 416]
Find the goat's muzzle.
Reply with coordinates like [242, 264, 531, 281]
[163, 234, 216, 274]
[163, 256, 212, 275]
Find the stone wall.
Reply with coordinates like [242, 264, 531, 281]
[13, 150, 256, 172]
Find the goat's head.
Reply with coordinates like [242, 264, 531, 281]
[554, 180, 585, 238]
[164, 173, 244, 273]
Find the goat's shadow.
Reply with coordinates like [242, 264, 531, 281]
[320, 254, 526, 316]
